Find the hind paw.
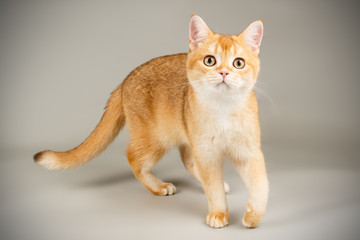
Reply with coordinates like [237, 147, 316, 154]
[152, 183, 176, 196]
[224, 181, 230, 193]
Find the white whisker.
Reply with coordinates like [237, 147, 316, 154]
[256, 80, 266, 86]
[184, 88, 198, 109]
[253, 85, 277, 112]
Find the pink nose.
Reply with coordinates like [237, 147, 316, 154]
[219, 71, 229, 79]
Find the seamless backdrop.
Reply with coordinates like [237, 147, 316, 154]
[1, 1, 359, 240]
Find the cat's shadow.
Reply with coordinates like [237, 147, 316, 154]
[76, 171, 242, 227]
[168, 179, 203, 194]
[78, 171, 203, 194]
[78, 171, 135, 188]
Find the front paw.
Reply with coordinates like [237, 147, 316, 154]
[242, 204, 265, 228]
[206, 212, 229, 228]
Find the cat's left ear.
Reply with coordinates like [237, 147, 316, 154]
[241, 20, 264, 55]
[189, 15, 211, 51]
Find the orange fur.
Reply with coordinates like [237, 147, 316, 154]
[34, 15, 268, 229]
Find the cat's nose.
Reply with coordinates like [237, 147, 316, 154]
[219, 70, 229, 79]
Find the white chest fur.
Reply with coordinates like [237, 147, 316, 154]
[203, 105, 243, 145]
[192, 90, 254, 158]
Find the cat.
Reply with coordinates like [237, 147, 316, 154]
[34, 15, 268, 229]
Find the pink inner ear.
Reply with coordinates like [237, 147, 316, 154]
[190, 25, 198, 41]
[189, 15, 210, 51]
[254, 27, 262, 45]
[190, 40, 197, 50]
[243, 21, 263, 54]
[251, 29, 261, 53]
[189, 26, 199, 48]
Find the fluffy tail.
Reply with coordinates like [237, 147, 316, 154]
[34, 84, 126, 170]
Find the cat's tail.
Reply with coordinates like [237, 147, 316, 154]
[34, 84, 126, 170]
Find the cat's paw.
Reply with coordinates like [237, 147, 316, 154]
[206, 212, 229, 228]
[242, 204, 265, 228]
[224, 181, 230, 194]
[156, 183, 176, 196]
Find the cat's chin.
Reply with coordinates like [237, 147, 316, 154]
[213, 82, 241, 94]
[207, 86, 248, 102]
[216, 81, 230, 88]
[214, 80, 246, 93]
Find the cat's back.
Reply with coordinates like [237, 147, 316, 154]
[121, 53, 189, 135]
[122, 53, 188, 93]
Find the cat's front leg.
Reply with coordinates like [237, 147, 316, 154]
[179, 144, 230, 193]
[231, 150, 269, 228]
[193, 149, 229, 228]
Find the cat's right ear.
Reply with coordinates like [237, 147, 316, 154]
[189, 15, 211, 51]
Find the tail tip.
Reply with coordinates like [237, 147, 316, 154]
[34, 150, 60, 170]
[34, 151, 45, 163]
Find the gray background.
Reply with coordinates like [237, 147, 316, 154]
[1, 0, 359, 239]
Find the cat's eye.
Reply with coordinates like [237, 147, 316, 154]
[233, 58, 245, 69]
[203, 55, 216, 67]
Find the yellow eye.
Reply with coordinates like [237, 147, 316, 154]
[233, 58, 245, 69]
[203, 55, 216, 67]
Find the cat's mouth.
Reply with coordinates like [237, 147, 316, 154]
[216, 80, 230, 88]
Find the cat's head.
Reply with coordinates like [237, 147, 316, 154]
[186, 15, 263, 100]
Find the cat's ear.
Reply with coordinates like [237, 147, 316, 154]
[241, 20, 264, 55]
[189, 15, 211, 51]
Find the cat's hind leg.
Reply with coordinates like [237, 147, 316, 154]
[179, 144, 230, 193]
[127, 135, 176, 196]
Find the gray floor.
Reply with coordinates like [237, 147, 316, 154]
[1, 129, 360, 240]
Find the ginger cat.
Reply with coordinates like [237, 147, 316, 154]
[34, 15, 268, 229]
